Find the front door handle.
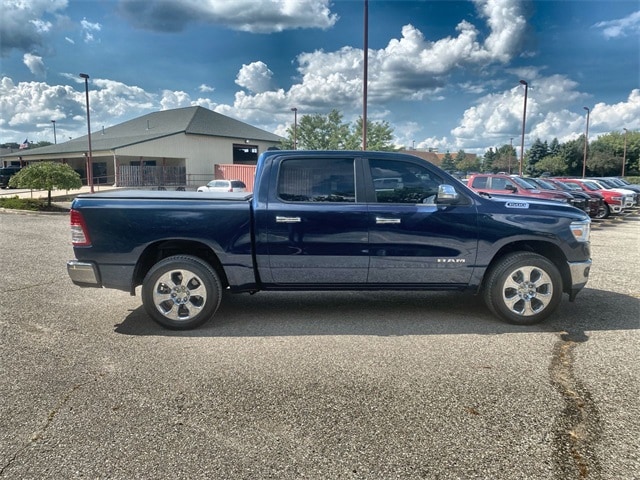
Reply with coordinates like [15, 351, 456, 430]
[375, 217, 401, 224]
[276, 216, 302, 223]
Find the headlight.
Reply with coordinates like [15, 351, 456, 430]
[570, 220, 591, 242]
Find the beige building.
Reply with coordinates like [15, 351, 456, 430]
[0, 106, 284, 188]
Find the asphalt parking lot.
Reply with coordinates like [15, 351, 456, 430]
[0, 208, 638, 479]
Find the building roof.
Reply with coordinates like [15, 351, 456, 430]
[1, 106, 284, 158]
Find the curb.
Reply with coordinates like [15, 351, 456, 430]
[0, 205, 70, 216]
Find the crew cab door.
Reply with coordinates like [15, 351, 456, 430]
[259, 155, 369, 285]
[469, 175, 518, 195]
[365, 157, 478, 285]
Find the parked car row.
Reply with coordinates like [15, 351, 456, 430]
[466, 173, 639, 219]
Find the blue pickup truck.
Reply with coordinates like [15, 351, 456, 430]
[67, 150, 592, 329]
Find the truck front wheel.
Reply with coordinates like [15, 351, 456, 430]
[141, 255, 221, 330]
[594, 203, 610, 219]
[483, 252, 562, 325]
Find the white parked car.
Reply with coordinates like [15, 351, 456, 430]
[197, 179, 247, 192]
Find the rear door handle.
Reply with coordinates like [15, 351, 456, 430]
[375, 217, 401, 224]
[276, 216, 302, 223]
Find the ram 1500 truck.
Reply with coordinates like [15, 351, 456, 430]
[67, 150, 592, 330]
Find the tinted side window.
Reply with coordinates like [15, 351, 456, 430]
[471, 176, 487, 189]
[278, 158, 355, 203]
[369, 159, 442, 204]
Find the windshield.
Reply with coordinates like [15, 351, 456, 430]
[535, 179, 556, 190]
[511, 176, 536, 190]
[595, 179, 614, 187]
[582, 181, 600, 190]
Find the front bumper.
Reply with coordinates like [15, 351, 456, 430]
[67, 260, 101, 287]
[567, 259, 592, 300]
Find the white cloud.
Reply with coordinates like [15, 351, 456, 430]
[0, 0, 68, 56]
[81, 17, 101, 43]
[199, 84, 215, 93]
[235, 61, 274, 93]
[594, 10, 640, 39]
[0, 76, 156, 142]
[23, 53, 46, 77]
[159, 90, 192, 110]
[449, 78, 640, 152]
[117, 0, 338, 33]
[226, 0, 529, 116]
[30, 19, 52, 33]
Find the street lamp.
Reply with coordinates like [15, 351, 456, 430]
[79, 73, 94, 193]
[519, 80, 528, 176]
[582, 106, 590, 178]
[362, 0, 368, 150]
[290, 107, 297, 150]
[51, 120, 57, 144]
[622, 128, 628, 177]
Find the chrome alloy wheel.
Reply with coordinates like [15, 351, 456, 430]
[501, 265, 554, 317]
[152, 269, 207, 321]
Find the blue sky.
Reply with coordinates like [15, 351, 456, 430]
[1, 0, 639, 154]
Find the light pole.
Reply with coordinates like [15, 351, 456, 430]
[582, 106, 590, 178]
[51, 120, 57, 144]
[518, 80, 528, 176]
[622, 127, 628, 177]
[362, 0, 368, 150]
[290, 107, 297, 150]
[79, 73, 94, 193]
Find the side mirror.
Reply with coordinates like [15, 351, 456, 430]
[505, 184, 517, 192]
[436, 184, 459, 204]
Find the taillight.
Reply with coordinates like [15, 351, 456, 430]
[70, 209, 91, 246]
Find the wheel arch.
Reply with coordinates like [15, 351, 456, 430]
[132, 239, 229, 294]
[483, 240, 571, 295]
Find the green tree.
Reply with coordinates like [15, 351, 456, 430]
[281, 109, 351, 150]
[589, 130, 640, 176]
[482, 147, 498, 172]
[534, 155, 568, 176]
[281, 110, 396, 151]
[9, 162, 82, 207]
[441, 151, 456, 171]
[559, 136, 585, 176]
[488, 144, 518, 173]
[587, 140, 619, 176]
[525, 138, 548, 174]
[454, 149, 479, 172]
[346, 117, 396, 151]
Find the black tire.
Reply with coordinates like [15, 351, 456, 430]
[594, 203, 610, 219]
[141, 255, 222, 330]
[483, 252, 563, 326]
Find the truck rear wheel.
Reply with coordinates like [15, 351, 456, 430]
[483, 252, 562, 325]
[141, 255, 221, 330]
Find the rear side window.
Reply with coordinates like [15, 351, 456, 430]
[470, 176, 487, 189]
[278, 158, 355, 203]
[231, 181, 246, 188]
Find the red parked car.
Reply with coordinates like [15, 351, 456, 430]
[554, 178, 623, 219]
[466, 174, 573, 202]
